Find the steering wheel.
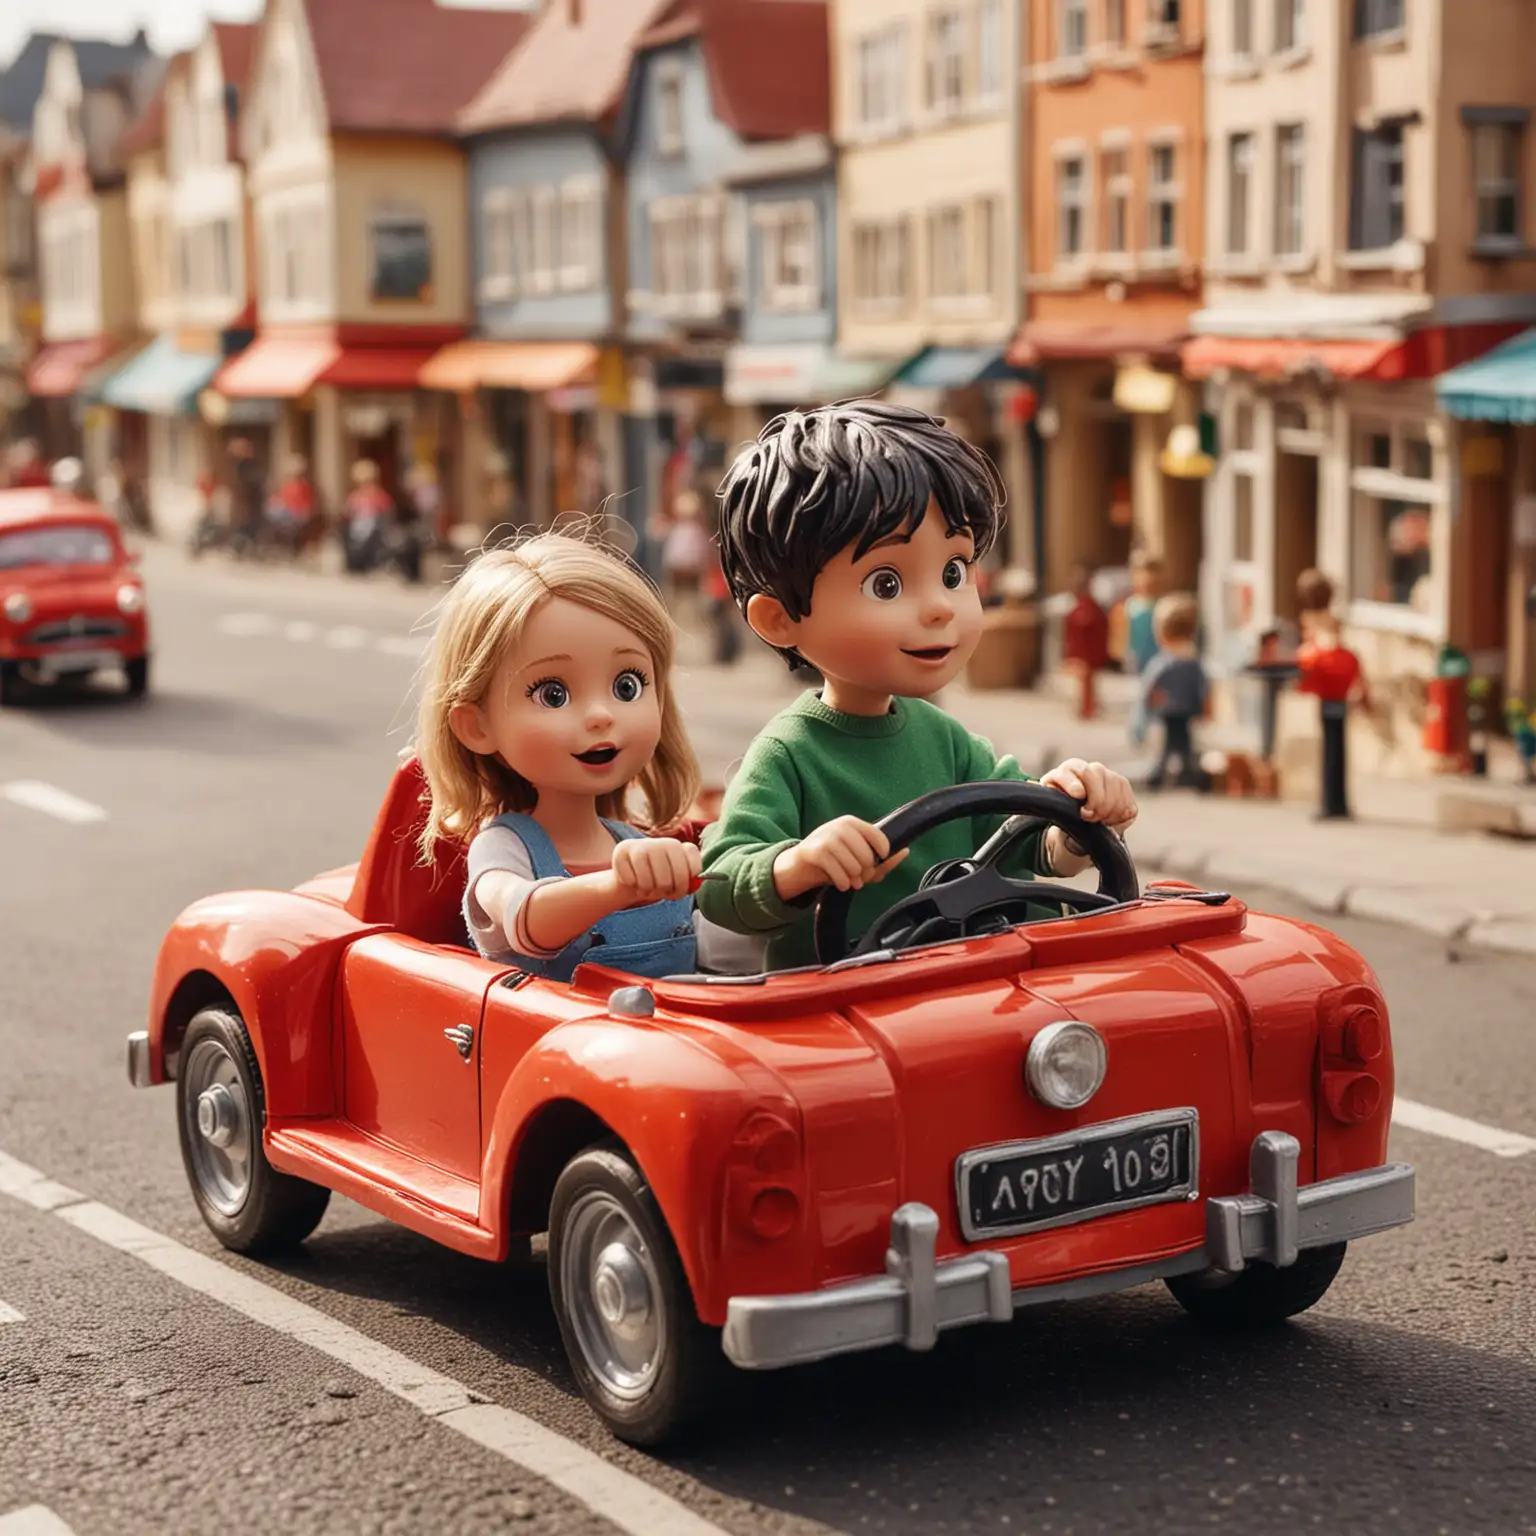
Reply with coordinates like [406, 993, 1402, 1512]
[812, 781, 1140, 965]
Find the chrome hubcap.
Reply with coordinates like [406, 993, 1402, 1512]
[561, 1192, 666, 1401]
[181, 1038, 253, 1217]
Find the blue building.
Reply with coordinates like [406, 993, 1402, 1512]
[616, 0, 830, 524]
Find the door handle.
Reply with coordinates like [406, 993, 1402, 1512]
[444, 1024, 475, 1060]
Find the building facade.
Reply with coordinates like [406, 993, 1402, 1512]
[1191, 0, 1536, 782]
[1015, 0, 1207, 594]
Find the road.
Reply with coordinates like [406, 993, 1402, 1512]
[2, 544, 1533, 1536]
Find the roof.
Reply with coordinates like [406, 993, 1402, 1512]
[299, 0, 534, 136]
[118, 52, 185, 159]
[623, 0, 829, 147]
[0, 30, 157, 133]
[0, 488, 111, 529]
[211, 22, 257, 97]
[457, 0, 674, 136]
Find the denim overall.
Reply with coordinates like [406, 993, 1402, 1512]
[482, 812, 697, 983]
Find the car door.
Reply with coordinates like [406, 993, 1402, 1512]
[339, 933, 502, 1183]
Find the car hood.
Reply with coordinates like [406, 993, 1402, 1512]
[4, 568, 131, 616]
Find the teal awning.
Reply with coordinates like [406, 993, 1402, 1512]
[809, 354, 909, 399]
[98, 334, 221, 415]
[892, 346, 1018, 391]
[1437, 328, 1536, 423]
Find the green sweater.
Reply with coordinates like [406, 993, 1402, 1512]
[698, 691, 1047, 970]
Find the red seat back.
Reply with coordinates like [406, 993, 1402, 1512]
[346, 757, 471, 947]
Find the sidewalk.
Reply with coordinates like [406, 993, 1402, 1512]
[673, 639, 1536, 958]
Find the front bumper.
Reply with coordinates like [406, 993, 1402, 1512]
[722, 1131, 1415, 1371]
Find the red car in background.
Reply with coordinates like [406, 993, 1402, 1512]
[0, 487, 150, 704]
[131, 762, 1416, 1447]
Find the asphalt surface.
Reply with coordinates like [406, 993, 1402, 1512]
[1, 544, 1533, 1536]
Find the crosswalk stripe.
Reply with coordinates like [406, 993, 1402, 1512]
[0, 782, 109, 825]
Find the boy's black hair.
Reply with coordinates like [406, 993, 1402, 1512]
[715, 399, 1006, 668]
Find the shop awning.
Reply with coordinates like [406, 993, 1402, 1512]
[1008, 322, 1186, 366]
[418, 341, 597, 394]
[214, 335, 338, 399]
[97, 334, 221, 415]
[1181, 334, 1405, 381]
[1436, 328, 1536, 423]
[892, 347, 1016, 391]
[323, 346, 441, 391]
[25, 338, 116, 398]
[808, 354, 906, 399]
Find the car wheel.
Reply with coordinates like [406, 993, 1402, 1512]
[1165, 1242, 1347, 1326]
[0, 662, 21, 707]
[547, 1144, 725, 1447]
[176, 1006, 331, 1255]
[124, 655, 149, 699]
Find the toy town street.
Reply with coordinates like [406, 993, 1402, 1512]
[2, 547, 1534, 1536]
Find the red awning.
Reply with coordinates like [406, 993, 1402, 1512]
[215, 336, 338, 399]
[1181, 335, 1405, 381]
[26, 338, 116, 398]
[1008, 322, 1187, 366]
[322, 346, 441, 391]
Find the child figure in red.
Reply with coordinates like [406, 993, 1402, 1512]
[1297, 612, 1367, 820]
[1063, 563, 1110, 719]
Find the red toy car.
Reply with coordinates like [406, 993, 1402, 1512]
[130, 763, 1415, 1445]
[0, 487, 150, 704]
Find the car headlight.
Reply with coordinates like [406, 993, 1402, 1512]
[3, 592, 32, 623]
[116, 583, 145, 614]
[1026, 1021, 1107, 1109]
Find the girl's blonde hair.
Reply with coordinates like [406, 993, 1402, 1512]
[416, 531, 700, 862]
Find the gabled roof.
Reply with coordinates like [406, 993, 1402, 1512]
[0, 30, 157, 133]
[299, 0, 534, 136]
[457, 0, 673, 137]
[211, 22, 257, 99]
[118, 51, 186, 160]
[628, 0, 829, 146]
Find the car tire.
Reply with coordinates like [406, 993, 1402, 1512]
[124, 656, 149, 699]
[176, 1006, 331, 1255]
[1165, 1242, 1347, 1326]
[547, 1144, 725, 1448]
[0, 661, 21, 707]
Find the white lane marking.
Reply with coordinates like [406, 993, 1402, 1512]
[377, 635, 425, 658]
[216, 612, 273, 636]
[325, 626, 369, 649]
[0, 1148, 732, 1536]
[0, 782, 108, 825]
[0, 1300, 24, 1323]
[0, 1509, 79, 1536]
[283, 620, 318, 641]
[1392, 1097, 1536, 1158]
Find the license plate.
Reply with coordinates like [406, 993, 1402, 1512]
[38, 649, 121, 675]
[956, 1108, 1198, 1241]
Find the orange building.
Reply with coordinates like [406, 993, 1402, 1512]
[1010, 0, 1206, 595]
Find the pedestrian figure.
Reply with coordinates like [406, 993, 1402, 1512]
[660, 489, 710, 626]
[1142, 592, 1209, 792]
[267, 454, 316, 556]
[1063, 562, 1110, 720]
[1114, 551, 1164, 746]
[227, 437, 266, 551]
[1297, 611, 1367, 820]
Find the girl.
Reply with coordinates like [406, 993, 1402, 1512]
[416, 532, 704, 981]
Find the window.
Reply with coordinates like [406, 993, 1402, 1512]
[851, 218, 909, 308]
[925, 8, 966, 115]
[655, 61, 684, 156]
[1102, 147, 1130, 254]
[1147, 0, 1181, 39]
[1349, 125, 1404, 249]
[648, 196, 720, 306]
[1226, 133, 1255, 254]
[1105, 0, 1127, 47]
[212, 218, 233, 298]
[1231, 0, 1253, 57]
[1147, 142, 1178, 253]
[370, 213, 431, 301]
[482, 188, 516, 298]
[558, 179, 601, 291]
[974, 195, 998, 298]
[1353, 0, 1403, 39]
[1275, 124, 1305, 256]
[1058, 0, 1088, 58]
[976, 0, 1003, 100]
[1275, 0, 1304, 50]
[1471, 122, 1523, 248]
[1349, 419, 1439, 617]
[1057, 155, 1087, 260]
[756, 200, 819, 310]
[928, 204, 967, 296]
[856, 26, 908, 135]
[530, 187, 556, 293]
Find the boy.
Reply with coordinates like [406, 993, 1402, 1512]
[1141, 593, 1208, 791]
[1119, 552, 1164, 746]
[700, 400, 1137, 972]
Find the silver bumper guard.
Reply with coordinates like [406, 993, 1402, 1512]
[126, 1031, 154, 1089]
[722, 1131, 1415, 1371]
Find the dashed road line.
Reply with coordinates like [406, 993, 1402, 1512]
[325, 625, 369, 649]
[0, 1509, 79, 1536]
[216, 612, 273, 636]
[0, 1146, 735, 1536]
[1392, 1097, 1536, 1158]
[217, 611, 425, 661]
[377, 634, 427, 658]
[0, 782, 109, 825]
[282, 619, 318, 641]
[0, 1300, 24, 1323]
